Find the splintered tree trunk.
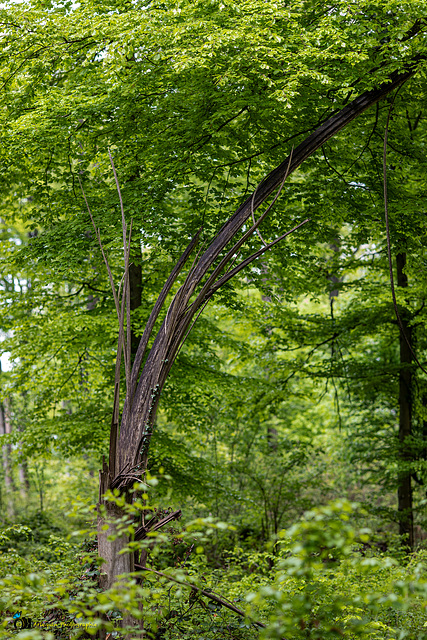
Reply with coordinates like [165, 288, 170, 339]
[97, 459, 141, 640]
[97, 256, 142, 588]
[396, 252, 414, 550]
[95, 244, 146, 638]
[97, 252, 142, 590]
[97, 506, 133, 589]
[111, 64, 417, 491]
[91, 53, 420, 631]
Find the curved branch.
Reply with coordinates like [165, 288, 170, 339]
[134, 565, 270, 632]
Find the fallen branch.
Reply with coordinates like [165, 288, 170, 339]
[134, 564, 267, 631]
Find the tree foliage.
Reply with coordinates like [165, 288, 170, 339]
[0, 0, 427, 637]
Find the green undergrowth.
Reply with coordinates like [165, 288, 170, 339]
[0, 491, 426, 640]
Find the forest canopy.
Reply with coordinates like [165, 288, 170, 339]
[0, 0, 427, 638]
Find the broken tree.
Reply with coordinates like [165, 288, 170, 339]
[82, 47, 425, 597]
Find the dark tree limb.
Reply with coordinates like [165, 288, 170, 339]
[134, 509, 182, 541]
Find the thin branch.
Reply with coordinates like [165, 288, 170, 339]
[346, 101, 380, 172]
[79, 172, 132, 477]
[78, 177, 121, 320]
[117, 270, 127, 303]
[206, 218, 311, 299]
[78, 177, 125, 467]
[251, 181, 267, 248]
[186, 148, 296, 317]
[129, 230, 202, 395]
[322, 147, 350, 185]
[108, 149, 133, 392]
[161, 218, 311, 393]
[251, 147, 294, 249]
[124, 220, 133, 395]
[118, 269, 128, 387]
[134, 509, 181, 540]
[174, 298, 211, 362]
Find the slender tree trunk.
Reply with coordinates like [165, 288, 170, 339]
[16, 393, 30, 501]
[0, 398, 15, 520]
[18, 461, 29, 500]
[396, 251, 414, 551]
[34, 461, 45, 513]
[129, 260, 143, 363]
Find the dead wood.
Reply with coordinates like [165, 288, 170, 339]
[134, 564, 268, 631]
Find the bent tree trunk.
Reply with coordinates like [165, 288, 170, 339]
[96, 57, 421, 598]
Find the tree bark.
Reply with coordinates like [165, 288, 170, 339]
[98, 459, 134, 590]
[97, 501, 134, 590]
[396, 251, 414, 550]
[97, 458, 141, 639]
